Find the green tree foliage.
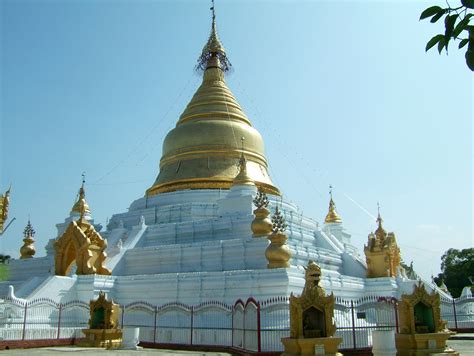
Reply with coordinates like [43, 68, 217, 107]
[420, 1, 474, 71]
[434, 248, 474, 297]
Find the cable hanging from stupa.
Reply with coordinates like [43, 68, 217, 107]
[195, 0, 232, 73]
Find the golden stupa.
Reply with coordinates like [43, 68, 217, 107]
[146, 10, 279, 197]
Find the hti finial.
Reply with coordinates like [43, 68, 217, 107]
[325, 185, 342, 224]
[196, 0, 232, 73]
[374, 202, 386, 239]
[81, 172, 86, 187]
[211, 0, 216, 24]
[376, 202, 383, 223]
[238, 136, 246, 165]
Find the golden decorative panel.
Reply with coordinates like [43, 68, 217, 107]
[289, 261, 336, 339]
[398, 282, 446, 335]
[364, 210, 401, 278]
[54, 219, 111, 276]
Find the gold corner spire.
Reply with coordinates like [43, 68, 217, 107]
[0, 185, 11, 234]
[233, 137, 255, 186]
[20, 218, 36, 259]
[374, 202, 386, 239]
[71, 173, 91, 217]
[324, 185, 342, 224]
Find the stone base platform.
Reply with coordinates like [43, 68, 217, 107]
[79, 329, 123, 349]
[281, 336, 343, 356]
[395, 332, 459, 356]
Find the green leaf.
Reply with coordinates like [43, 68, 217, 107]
[438, 37, 446, 54]
[461, 0, 474, 9]
[453, 17, 470, 38]
[459, 38, 469, 48]
[445, 14, 459, 39]
[431, 11, 445, 23]
[465, 48, 474, 71]
[420, 6, 443, 20]
[426, 34, 445, 51]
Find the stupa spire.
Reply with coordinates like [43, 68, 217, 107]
[374, 202, 386, 239]
[324, 185, 342, 224]
[71, 173, 91, 217]
[233, 136, 254, 186]
[196, 0, 232, 73]
[146, 2, 279, 197]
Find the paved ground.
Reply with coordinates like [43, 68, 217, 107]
[1, 348, 231, 356]
[1, 339, 473, 355]
[447, 338, 474, 355]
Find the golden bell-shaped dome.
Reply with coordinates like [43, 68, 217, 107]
[324, 187, 342, 224]
[146, 13, 279, 197]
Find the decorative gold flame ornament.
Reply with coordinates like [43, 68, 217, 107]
[233, 146, 255, 187]
[251, 189, 272, 237]
[395, 282, 458, 355]
[324, 186, 342, 224]
[80, 291, 122, 349]
[0, 186, 11, 234]
[265, 206, 291, 268]
[146, 4, 279, 197]
[364, 205, 401, 278]
[281, 261, 342, 356]
[54, 182, 111, 276]
[20, 219, 36, 259]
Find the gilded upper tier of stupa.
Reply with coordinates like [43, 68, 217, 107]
[146, 7, 279, 196]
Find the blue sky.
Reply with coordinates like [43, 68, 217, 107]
[1, 0, 472, 281]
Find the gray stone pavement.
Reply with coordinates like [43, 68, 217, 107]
[1, 347, 231, 356]
[1, 339, 473, 355]
[447, 339, 474, 355]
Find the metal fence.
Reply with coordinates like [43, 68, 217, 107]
[0, 295, 473, 352]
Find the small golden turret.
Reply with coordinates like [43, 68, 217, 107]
[71, 175, 91, 217]
[324, 186, 342, 224]
[364, 204, 401, 278]
[0, 186, 11, 234]
[266, 206, 292, 268]
[233, 138, 255, 186]
[20, 219, 36, 259]
[374, 203, 387, 240]
[251, 189, 272, 237]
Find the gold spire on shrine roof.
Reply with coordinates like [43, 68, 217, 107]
[146, 3, 279, 197]
[374, 203, 387, 239]
[374, 204, 386, 238]
[324, 186, 342, 224]
[71, 174, 91, 216]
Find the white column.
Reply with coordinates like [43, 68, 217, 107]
[372, 329, 397, 356]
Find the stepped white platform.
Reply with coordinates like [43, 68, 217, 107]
[2, 185, 424, 305]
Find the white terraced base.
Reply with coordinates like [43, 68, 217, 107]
[2, 185, 421, 304]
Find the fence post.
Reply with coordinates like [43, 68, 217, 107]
[22, 302, 28, 340]
[190, 306, 194, 345]
[394, 300, 399, 333]
[350, 300, 356, 349]
[57, 303, 63, 339]
[121, 305, 125, 329]
[452, 298, 458, 330]
[153, 306, 158, 344]
[257, 301, 261, 353]
[231, 305, 234, 347]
